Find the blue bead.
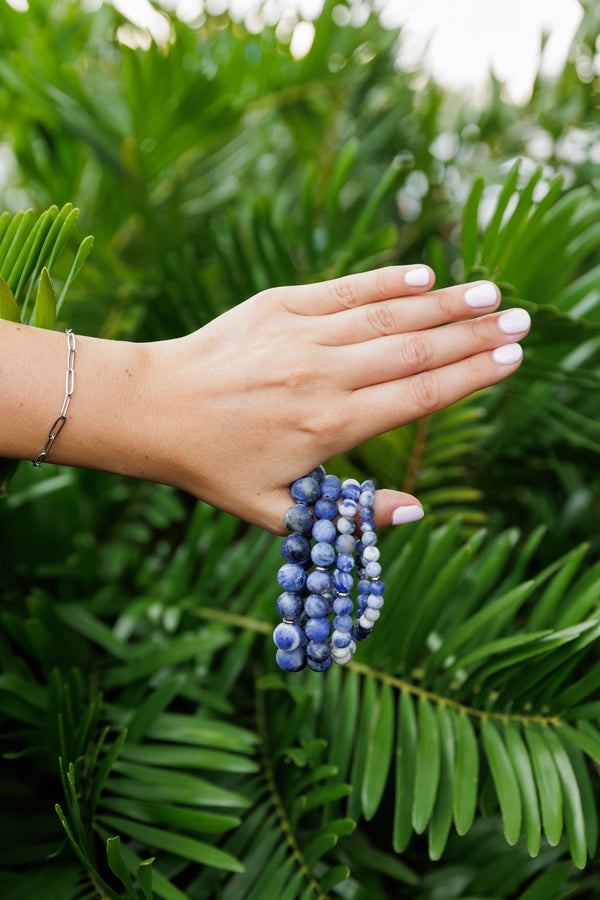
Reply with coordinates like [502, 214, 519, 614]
[305, 594, 331, 618]
[291, 476, 321, 504]
[312, 518, 336, 543]
[365, 561, 382, 577]
[334, 571, 353, 593]
[276, 591, 305, 620]
[273, 622, 304, 650]
[360, 518, 376, 531]
[306, 640, 331, 662]
[276, 647, 307, 671]
[339, 498, 358, 517]
[341, 482, 361, 501]
[311, 541, 336, 568]
[361, 531, 378, 547]
[359, 489, 375, 506]
[353, 624, 372, 642]
[307, 465, 326, 484]
[357, 594, 368, 608]
[371, 580, 385, 595]
[306, 569, 331, 593]
[367, 594, 385, 609]
[334, 613, 353, 631]
[320, 474, 341, 500]
[281, 534, 311, 565]
[333, 596, 353, 615]
[332, 630, 352, 648]
[277, 564, 307, 592]
[314, 498, 338, 520]
[284, 504, 314, 533]
[361, 479, 376, 492]
[357, 579, 371, 594]
[336, 553, 355, 573]
[336, 533, 356, 554]
[307, 655, 332, 672]
[305, 617, 332, 641]
[359, 505, 375, 519]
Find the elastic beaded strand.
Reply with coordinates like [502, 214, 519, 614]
[275, 470, 383, 672]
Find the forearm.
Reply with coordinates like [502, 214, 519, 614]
[0, 318, 155, 479]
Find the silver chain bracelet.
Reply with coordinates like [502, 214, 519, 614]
[33, 329, 76, 467]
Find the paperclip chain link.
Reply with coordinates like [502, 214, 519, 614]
[33, 329, 76, 467]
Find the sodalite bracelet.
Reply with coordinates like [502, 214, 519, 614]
[274, 467, 385, 672]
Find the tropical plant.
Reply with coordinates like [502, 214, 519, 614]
[1, 1, 600, 898]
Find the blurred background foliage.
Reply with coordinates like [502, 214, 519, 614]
[1, 0, 600, 897]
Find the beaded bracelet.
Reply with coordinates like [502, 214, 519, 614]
[274, 466, 385, 672]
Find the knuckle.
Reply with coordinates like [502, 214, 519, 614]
[436, 289, 455, 320]
[409, 370, 442, 414]
[365, 303, 397, 337]
[332, 274, 361, 309]
[374, 267, 394, 297]
[401, 333, 432, 371]
[465, 317, 484, 348]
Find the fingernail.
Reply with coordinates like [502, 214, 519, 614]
[498, 308, 531, 334]
[464, 282, 498, 308]
[392, 505, 425, 525]
[492, 343, 523, 365]
[405, 267, 431, 287]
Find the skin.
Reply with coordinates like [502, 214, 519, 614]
[0, 265, 530, 533]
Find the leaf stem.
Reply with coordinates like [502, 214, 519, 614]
[254, 672, 331, 900]
[349, 661, 560, 728]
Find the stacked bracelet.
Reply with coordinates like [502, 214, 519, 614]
[274, 467, 385, 673]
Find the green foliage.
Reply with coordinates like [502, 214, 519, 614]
[1, 0, 600, 898]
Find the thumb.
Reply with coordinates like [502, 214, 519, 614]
[374, 489, 425, 529]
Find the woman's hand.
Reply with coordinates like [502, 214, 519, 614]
[143, 265, 530, 532]
[2, 265, 529, 532]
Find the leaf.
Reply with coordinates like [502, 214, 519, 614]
[428, 705, 456, 860]
[503, 723, 541, 857]
[361, 682, 394, 820]
[479, 160, 521, 261]
[106, 835, 137, 898]
[412, 697, 440, 835]
[453, 712, 479, 836]
[481, 719, 521, 845]
[393, 691, 417, 853]
[542, 728, 587, 868]
[33, 267, 57, 330]
[137, 858, 155, 900]
[100, 814, 245, 873]
[462, 175, 484, 273]
[0, 274, 20, 322]
[524, 725, 563, 847]
[56, 234, 94, 315]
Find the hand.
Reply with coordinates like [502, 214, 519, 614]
[145, 265, 530, 532]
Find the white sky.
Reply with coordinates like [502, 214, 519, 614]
[6, 0, 586, 103]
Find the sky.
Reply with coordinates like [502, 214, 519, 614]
[5, 0, 586, 104]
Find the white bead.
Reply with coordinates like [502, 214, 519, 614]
[342, 478, 360, 488]
[362, 545, 380, 562]
[358, 615, 374, 629]
[367, 594, 384, 609]
[332, 647, 353, 664]
[364, 607, 380, 622]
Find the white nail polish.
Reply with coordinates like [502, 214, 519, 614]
[392, 505, 424, 525]
[405, 267, 430, 287]
[498, 309, 531, 334]
[464, 283, 498, 308]
[492, 343, 523, 365]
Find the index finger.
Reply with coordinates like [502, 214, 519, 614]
[278, 265, 435, 316]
